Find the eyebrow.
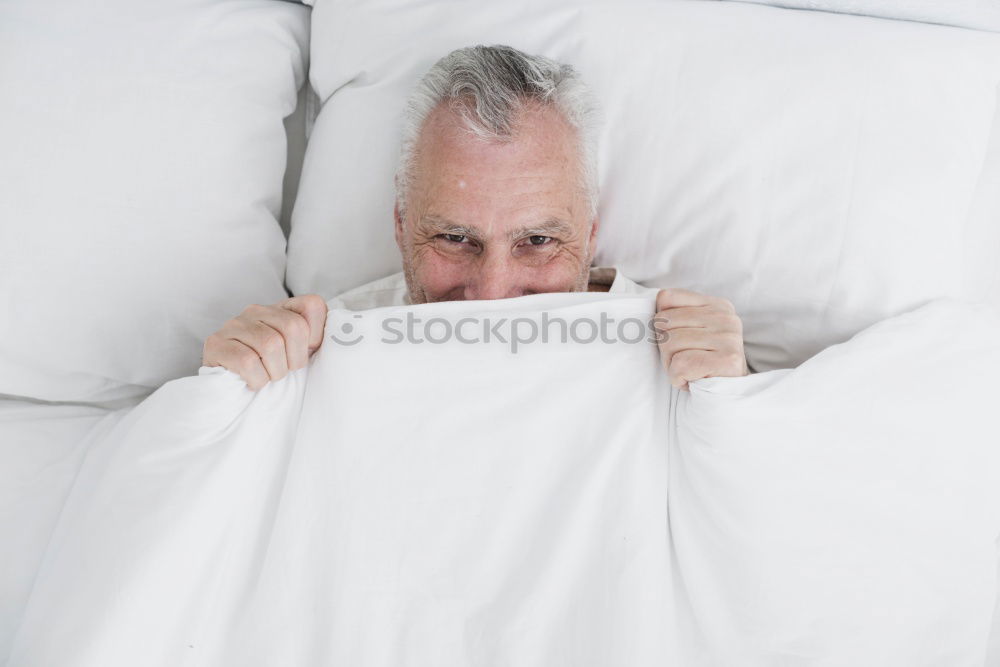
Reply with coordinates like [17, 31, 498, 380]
[419, 215, 575, 242]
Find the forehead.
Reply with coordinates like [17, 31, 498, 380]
[410, 103, 585, 231]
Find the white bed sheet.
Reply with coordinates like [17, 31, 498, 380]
[4, 293, 999, 665]
[0, 398, 135, 660]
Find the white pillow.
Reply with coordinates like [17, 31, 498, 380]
[728, 0, 1000, 33]
[288, 0, 1000, 372]
[0, 0, 310, 403]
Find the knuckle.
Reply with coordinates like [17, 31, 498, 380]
[236, 348, 259, 371]
[260, 330, 285, 354]
[222, 317, 243, 332]
[670, 351, 695, 375]
[286, 315, 309, 341]
[203, 332, 222, 353]
[304, 293, 326, 309]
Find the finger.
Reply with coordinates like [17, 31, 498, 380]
[670, 347, 748, 386]
[656, 288, 735, 314]
[656, 327, 716, 370]
[653, 310, 744, 349]
[205, 338, 270, 391]
[282, 294, 328, 352]
[668, 345, 749, 382]
[654, 305, 740, 331]
[229, 319, 290, 383]
[667, 349, 716, 388]
[250, 307, 310, 370]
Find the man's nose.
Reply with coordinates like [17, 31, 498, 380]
[464, 252, 521, 301]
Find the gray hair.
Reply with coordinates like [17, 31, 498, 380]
[395, 44, 600, 219]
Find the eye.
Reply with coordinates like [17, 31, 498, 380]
[526, 235, 552, 246]
[441, 233, 468, 244]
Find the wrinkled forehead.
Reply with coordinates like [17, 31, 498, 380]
[407, 103, 590, 236]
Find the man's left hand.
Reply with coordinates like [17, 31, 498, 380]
[653, 288, 749, 391]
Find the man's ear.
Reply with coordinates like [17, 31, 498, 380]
[588, 217, 600, 255]
[393, 202, 405, 250]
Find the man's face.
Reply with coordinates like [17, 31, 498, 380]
[395, 102, 598, 303]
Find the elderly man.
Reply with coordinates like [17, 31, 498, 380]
[203, 45, 751, 390]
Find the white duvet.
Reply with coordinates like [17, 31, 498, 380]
[6, 293, 1000, 666]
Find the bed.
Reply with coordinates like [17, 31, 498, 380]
[2, 0, 999, 664]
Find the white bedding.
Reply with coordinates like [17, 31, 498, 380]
[291, 0, 1000, 374]
[0, 0, 308, 403]
[5, 293, 1000, 665]
[0, 399, 133, 660]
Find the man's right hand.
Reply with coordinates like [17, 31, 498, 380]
[202, 294, 328, 390]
